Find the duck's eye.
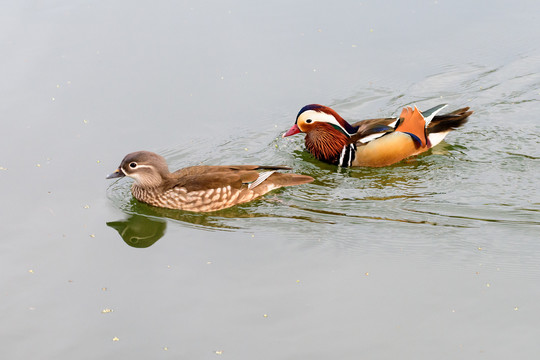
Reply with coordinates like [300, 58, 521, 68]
[305, 119, 313, 124]
[129, 162, 137, 168]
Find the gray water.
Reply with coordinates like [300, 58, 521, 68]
[1, 0, 539, 359]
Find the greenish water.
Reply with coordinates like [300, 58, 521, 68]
[1, 0, 540, 359]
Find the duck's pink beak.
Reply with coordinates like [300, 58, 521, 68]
[282, 124, 301, 138]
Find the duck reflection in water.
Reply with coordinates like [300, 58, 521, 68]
[107, 214, 166, 248]
[107, 201, 300, 248]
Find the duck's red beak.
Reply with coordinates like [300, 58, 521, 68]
[282, 124, 301, 138]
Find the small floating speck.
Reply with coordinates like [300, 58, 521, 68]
[365, 272, 369, 276]
[206, 261, 212, 265]
[163, 347, 168, 351]
[56, 84, 60, 88]
[352, 44, 357, 48]
[28, 269, 34, 274]
[84, 205, 90, 209]
[215, 350, 223, 355]
[244, 147, 248, 151]
[101, 287, 107, 291]
[514, 306, 519, 311]
[0, 166, 7, 170]
[51, 97, 55, 101]
[263, 314, 268, 318]
[486, 283, 491, 288]
[36, 164, 41, 167]
[112, 337, 119, 342]
[83, 119, 88, 124]
[89, 234, 95, 238]
[477, 247, 482, 250]
[101, 308, 113, 314]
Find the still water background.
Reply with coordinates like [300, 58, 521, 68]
[1, 0, 539, 359]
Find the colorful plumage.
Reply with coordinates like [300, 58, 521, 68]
[107, 151, 314, 212]
[283, 104, 472, 167]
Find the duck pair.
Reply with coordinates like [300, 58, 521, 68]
[107, 104, 472, 212]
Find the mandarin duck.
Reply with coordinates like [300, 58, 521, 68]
[283, 104, 472, 167]
[106, 151, 314, 212]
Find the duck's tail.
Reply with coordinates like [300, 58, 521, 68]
[427, 107, 473, 147]
[428, 107, 472, 134]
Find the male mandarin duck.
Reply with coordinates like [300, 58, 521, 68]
[283, 104, 472, 167]
[107, 151, 313, 212]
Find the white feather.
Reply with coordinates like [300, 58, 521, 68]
[248, 170, 276, 190]
[359, 132, 387, 144]
[428, 131, 450, 147]
[421, 104, 448, 127]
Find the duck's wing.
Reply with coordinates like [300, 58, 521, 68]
[349, 118, 397, 144]
[168, 165, 312, 193]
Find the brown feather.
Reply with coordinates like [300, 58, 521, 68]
[305, 123, 350, 164]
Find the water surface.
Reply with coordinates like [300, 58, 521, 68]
[1, 1, 539, 359]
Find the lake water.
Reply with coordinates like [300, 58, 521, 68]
[1, 0, 539, 359]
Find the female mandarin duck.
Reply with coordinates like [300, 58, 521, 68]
[107, 151, 313, 212]
[283, 104, 472, 167]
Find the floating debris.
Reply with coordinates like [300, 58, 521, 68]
[101, 308, 113, 314]
[215, 350, 223, 355]
[112, 337, 119, 342]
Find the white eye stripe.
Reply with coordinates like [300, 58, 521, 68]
[133, 164, 154, 169]
[299, 110, 348, 133]
[125, 163, 155, 171]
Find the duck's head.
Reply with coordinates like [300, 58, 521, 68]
[106, 151, 170, 187]
[282, 104, 359, 138]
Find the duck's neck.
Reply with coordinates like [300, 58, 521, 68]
[305, 124, 351, 165]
